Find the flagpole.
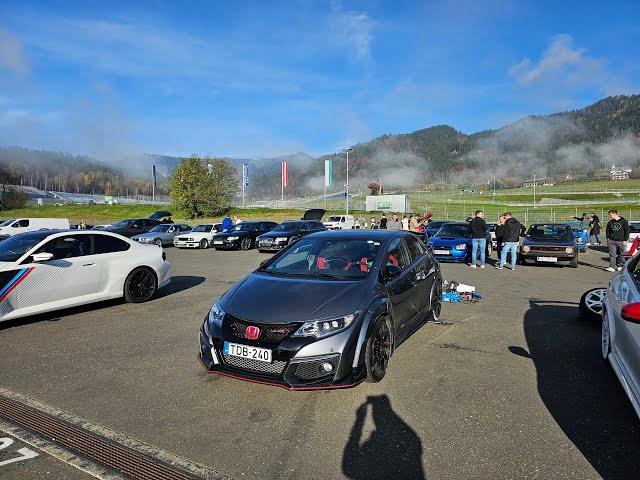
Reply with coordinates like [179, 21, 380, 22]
[281, 161, 284, 204]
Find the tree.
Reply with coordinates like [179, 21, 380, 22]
[169, 155, 237, 218]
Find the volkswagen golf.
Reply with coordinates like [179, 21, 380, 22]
[199, 230, 442, 389]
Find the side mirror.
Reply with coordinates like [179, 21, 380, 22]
[32, 252, 54, 263]
[621, 302, 640, 324]
[382, 264, 402, 281]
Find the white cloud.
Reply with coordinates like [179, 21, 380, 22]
[509, 34, 606, 88]
[330, 2, 375, 61]
[0, 26, 29, 76]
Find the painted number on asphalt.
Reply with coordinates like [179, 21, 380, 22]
[0, 437, 39, 467]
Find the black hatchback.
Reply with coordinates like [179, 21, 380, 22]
[256, 220, 326, 252]
[199, 230, 443, 389]
[212, 221, 278, 250]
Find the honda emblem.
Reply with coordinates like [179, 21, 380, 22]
[245, 326, 260, 340]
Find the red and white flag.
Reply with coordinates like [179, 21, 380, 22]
[281, 160, 288, 188]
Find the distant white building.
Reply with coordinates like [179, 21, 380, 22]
[522, 177, 555, 188]
[610, 165, 632, 180]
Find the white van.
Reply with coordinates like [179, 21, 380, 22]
[0, 218, 71, 237]
[323, 215, 355, 230]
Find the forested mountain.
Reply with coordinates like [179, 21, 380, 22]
[2, 95, 639, 197]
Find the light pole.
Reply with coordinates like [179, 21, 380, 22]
[533, 172, 537, 208]
[343, 148, 352, 215]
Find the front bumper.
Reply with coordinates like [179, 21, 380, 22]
[174, 240, 200, 248]
[257, 239, 287, 251]
[519, 249, 575, 265]
[212, 239, 241, 249]
[428, 247, 468, 262]
[198, 318, 365, 390]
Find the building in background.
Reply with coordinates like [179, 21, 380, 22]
[610, 166, 632, 180]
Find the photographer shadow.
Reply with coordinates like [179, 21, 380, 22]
[342, 395, 426, 480]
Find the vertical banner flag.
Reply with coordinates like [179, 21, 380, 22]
[281, 160, 289, 188]
[324, 159, 332, 187]
[242, 163, 249, 187]
[152, 165, 157, 189]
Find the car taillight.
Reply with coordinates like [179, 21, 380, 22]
[162, 252, 167, 262]
[621, 302, 640, 323]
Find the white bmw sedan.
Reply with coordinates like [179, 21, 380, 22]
[602, 255, 640, 418]
[0, 230, 171, 322]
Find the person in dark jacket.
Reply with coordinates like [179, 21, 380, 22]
[589, 214, 601, 245]
[379, 213, 388, 229]
[605, 209, 629, 272]
[495, 214, 506, 259]
[574, 212, 586, 222]
[469, 210, 487, 268]
[497, 212, 522, 270]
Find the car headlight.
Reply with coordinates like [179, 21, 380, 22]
[292, 313, 357, 339]
[565, 247, 574, 254]
[455, 244, 467, 250]
[208, 301, 225, 327]
[227, 236, 239, 241]
[522, 245, 530, 252]
[275, 237, 288, 242]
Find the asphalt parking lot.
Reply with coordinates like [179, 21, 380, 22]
[1, 245, 639, 479]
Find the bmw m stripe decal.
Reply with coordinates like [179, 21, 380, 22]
[0, 267, 35, 302]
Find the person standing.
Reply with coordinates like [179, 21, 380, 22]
[605, 209, 629, 272]
[497, 212, 521, 271]
[409, 215, 422, 233]
[388, 213, 402, 230]
[469, 210, 487, 268]
[495, 214, 506, 260]
[401, 216, 409, 231]
[222, 214, 233, 232]
[589, 214, 601, 245]
[369, 217, 378, 229]
[379, 213, 388, 230]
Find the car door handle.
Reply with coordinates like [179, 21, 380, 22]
[82, 262, 95, 267]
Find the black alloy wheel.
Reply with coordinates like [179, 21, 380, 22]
[200, 239, 209, 249]
[365, 317, 392, 383]
[124, 267, 157, 303]
[240, 237, 252, 250]
[431, 281, 442, 321]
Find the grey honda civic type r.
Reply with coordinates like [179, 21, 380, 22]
[199, 230, 443, 390]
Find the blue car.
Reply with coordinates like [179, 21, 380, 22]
[565, 221, 589, 252]
[426, 222, 472, 262]
[424, 220, 450, 239]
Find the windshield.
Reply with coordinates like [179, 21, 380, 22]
[261, 238, 382, 279]
[435, 224, 470, 238]
[150, 225, 172, 233]
[0, 233, 50, 262]
[327, 216, 342, 222]
[0, 219, 15, 227]
[233, 223, 253, 231]
[428, 221, 446, 230]
[193, 224, 213, 232]
[273, 223, 300, 232]
[112, 219, 134, 228]
[569, 224, 583, 232]
[527, 225, 572, 242]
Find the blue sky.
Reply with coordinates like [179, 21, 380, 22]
[0, 0, 639, 160]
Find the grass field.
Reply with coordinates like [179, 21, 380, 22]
[7, 178, 640, 226]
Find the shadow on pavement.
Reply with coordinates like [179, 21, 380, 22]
[512, 299, 640, 479]
[156, 275, 206, 297]
[342, 395, 426, 480]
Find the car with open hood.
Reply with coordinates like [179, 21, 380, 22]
[425, 222, 471, 262]
[131, 223, 192, 246]
[256, 210, 327, 252]
[199, 230, 442, 389]
[212, 221, 278, 250]
[174, 223, 222, 249]
[519, 223, 578, 267]
[0, 230, 171, 322]
[565, 221, 589, 252]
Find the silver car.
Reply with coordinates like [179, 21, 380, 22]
[602, 256, 640, 418]
[132, 223, 192, 246]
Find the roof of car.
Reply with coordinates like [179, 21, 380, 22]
[529, 223, 572, 227]
[307, 229, 408, 241]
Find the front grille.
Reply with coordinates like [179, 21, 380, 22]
[227, 317, 298, 346]
[532, 246, 566, 252]
[221, 354, 287, 375]
[259, 239, 273, 246]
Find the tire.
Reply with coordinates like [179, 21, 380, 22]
[579, 287, 606, 321]
[429, 280, 442, 321]
[240, 238, 252, 250]
[200, 239, 209, 249]
[570, 255, 578, 268]
[153, 238, 162, 247]
[124, 267, 157, 303]
[365, 316, 392, 383]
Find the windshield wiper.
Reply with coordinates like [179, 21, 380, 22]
[308, 271, 345, 280]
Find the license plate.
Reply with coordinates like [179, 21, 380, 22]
[537, 256, 557, 262]
[434, 249, 450, 255]
[213, 240, 223, 245]
[223, 342, 272, 363]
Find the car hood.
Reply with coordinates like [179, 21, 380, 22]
[429, 236, 470, 247]
[215, 231, 249, 239]
[178, 231, 208, 238]
[302, 209, 326, 221]
[259, 230, 294, 239]
[222, 273, 367, 323]
[132, 232, 158, 239]
[522, 237, 574, 246]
